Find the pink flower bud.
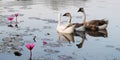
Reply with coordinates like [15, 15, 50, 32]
[15, 13, 18, 17]
[25, 43, 35, 50]
[7, 17, 14, 21]
[43, 38, 47, 45]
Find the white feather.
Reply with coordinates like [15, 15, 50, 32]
[56, 13, 75, 34]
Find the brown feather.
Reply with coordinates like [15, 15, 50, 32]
[85, 25, 98, 31]
[86, 19, 108, 26]
[72, 23, 84, 28]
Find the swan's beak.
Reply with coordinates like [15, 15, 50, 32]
[78, 8, 84, 12]
[63, 13, 67, 16]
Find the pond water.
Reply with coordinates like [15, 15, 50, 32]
[0, 0, 120, 60]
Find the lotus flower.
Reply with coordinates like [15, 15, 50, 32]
[7, 17, 14, 27]
[43, 38, 47, 45]
[25, 43, 35, 60]
[25, 43, 35, 50]
[15, 13, 18, 17]
[7, 17, 14, 21]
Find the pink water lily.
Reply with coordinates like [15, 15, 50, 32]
[43, 38, 47, 45]
[7, 17, 14, 21]
[14, 13, 19, 27]
[7, 17, 14, 27]
[25, 43, 35, 50]
[25, 43, 35, 60]
[15, 13, 18, 17]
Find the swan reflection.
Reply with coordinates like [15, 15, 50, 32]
[75, 31, 86, 48]
[57, 32, 74, 43]
[57, 29, 108, 48]
[76, 29, 108, 48]
[86, 29, 108, 38]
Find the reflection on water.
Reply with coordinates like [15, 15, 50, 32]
[58, 29, 108, 48]
[41, 0, 88, 10]
[57, 32, 74, 43]
[1, 0, 120, 60]
[0, 0, 88, 10]
[86, 29, 108, 38]
[0, 36, 23, 54]
[75, 31, 86, 48]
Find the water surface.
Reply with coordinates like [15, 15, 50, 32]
[0, 0, 120, 60]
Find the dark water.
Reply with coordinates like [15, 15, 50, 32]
[0, 0, 120, 60]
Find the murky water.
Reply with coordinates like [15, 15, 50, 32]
[0, 0, 120, 60]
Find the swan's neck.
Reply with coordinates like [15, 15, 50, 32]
[57, 13, 61, 26]
[81, 12, 86, 25]
[67, 15, 72, 23]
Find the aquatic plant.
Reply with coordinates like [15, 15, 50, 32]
[25, 43, 35, 60]
[7, 17, 14, 21]
[14, 51, 22, 56]
[7, 17, 14, 27]
[25, 43, 35, 50]
[33, 36, 36, 42]
[15, 13, 18, 17]
[43, 38, 47, 45]
[14, 13, 19, 28]
[14, 13, 18, 22]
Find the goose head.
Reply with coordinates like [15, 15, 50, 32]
[78, 8, 84, 12]
[77, 8, 86, 25]
[63, 12, 71, 17]
[63, 12, 72, 23]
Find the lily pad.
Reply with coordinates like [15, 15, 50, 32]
[46, 42, 62, 47]
[106, 45, 114, 48]
[32, 57, 54, 60]
[44, 49, 60, 54]
[14, 51, 22, 56]
[28, 17, 41, 20]
[58, 55, 75, 60]
[116, 48, 120, 52]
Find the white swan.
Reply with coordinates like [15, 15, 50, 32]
[78, 8, 108, 30]
[56, 13, 75, 34]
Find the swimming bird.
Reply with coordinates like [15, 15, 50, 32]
[78, 8, 108, 30]
[63, 12, 98, 31]
[56, 13, 76, 34]
[63, 12, 83, 28]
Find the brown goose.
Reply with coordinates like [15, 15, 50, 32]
[78, 8, 108, 30]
